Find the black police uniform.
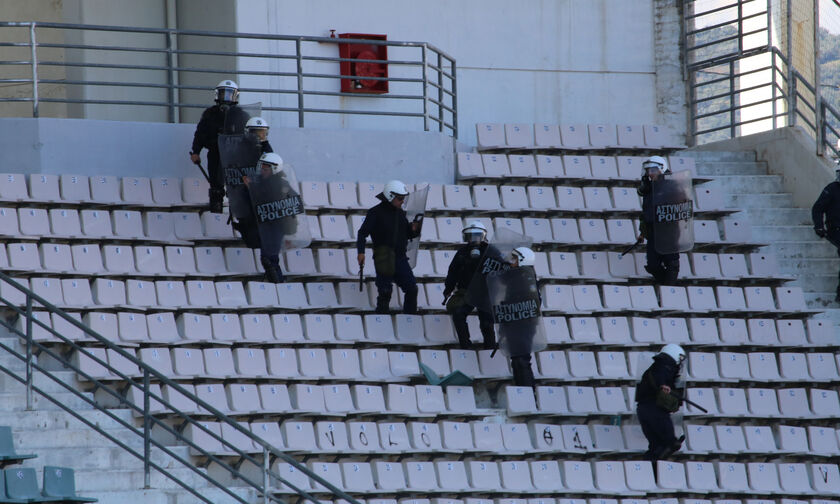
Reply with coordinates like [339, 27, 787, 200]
[190, 104, 252, 211]
[634, 352, 683, 462]
[811, 180, 840, 299]
[495, 266, 540, 388]
[638, 174, 680, 283]
[247, 171, 298, 284]
[356, 195, 420, 314]
[443, 242, 496, 349]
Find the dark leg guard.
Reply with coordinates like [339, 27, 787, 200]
[637, 402, 677, 465]
[511, 354, 535, 388]
[663, 258, 680, 284]
[375, 282, 393, 314]
[260, 255, 284, 284]
[209, 187, 225, 214]
[402, 284, 418, 315]
[450, 304, 473, 349]
[477, 310, 496, 350]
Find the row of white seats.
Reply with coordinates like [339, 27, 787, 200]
[0, 207, 233, 241]
[458, 153, 697, 181]
[190, 419, 645, 457]
[0, 173, 208, 206]
[686, 423, 840, 456]
[125, 380, 481, 419]
[541, 284, 810, 314]
[476, 123, 684, 150]
[505, 383, 840, 420]
[258, 457, 838, 496]
[530, 349, 840, 384]
[22, 289, 830, 350]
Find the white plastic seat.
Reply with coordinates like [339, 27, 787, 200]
[715, 425, 747, 454]
[600, 317, 632, 344]
[748, 319, 779, 345]
[582, 187, 612, 211]
[302, 314, 336, 343]
[112, 210, 144, 239]
[276, 283, 308, 310]
[476, 123, 506, 149]
[606, 219, 635, 243]
[320, 214, 351, 242]
[550, 218, 582, 244]
[607, 251, 637, 278]
[0, 208, 22, 237]
[9, 242, 41, 271]
[747, 352, 780, 381]
[569, 317, 600, 343]
[29, 173, 60, 202]
[589, 155, 618, 180]
[587, 124, 617, 149]
[285, 249, 317, 276]
[371, 461, 407, 491]
[385, 384, 419, 414]
[555, 186, 585, 210]
[566, 386, 597, 414]
[685, 424, 717, 454]
[169, 212, 202, 241]
[456, 153, 482, 179]
[807, 353, 840, 381]
[581, 251, 612, 281]
[572, 285, 603, 311]
[19, 208, 50, 237]
[215, 281, 247, 308]
[693, 220, 721, 243]
[631, 317, 662, 344]
[718, 352, 750, 380]
[595, 387, 628, 414]
[717, 387, 749, 416]
[48, 208, 82, 238]
[561, 461, 595, 492]
[0, 174, 29, 202]
[811, 388, 840, 417]
[685, 388, 719, 415]
[183, 280, 217, 308]
[807, 319, 834, 345]
[579, 218, 608, 243]
[562, 155, 591, 178]
[685, 461, 719, 491]
[480, 153, 510, 177]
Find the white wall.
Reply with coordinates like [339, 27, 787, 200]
[0, 118, 454, 185]
[232, 0, 679, 147]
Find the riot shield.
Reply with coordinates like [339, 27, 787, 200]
[247, 163, 311, 255]
[465, 228, 533, 312]
[652, 169, 695, 254]
[218, 133, 262, 219]
[223, 102, 261, 134]
[405, 185, 429, 269]
[487, 266, 547, 357]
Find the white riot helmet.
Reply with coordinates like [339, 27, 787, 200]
[257, 152, 284, 176]
[642, 155, 669, 176]
[462, 220, 487, 245]
[383, 180, 409, 202]
[246, 117, 269, 141]
[215, 80, 239, 104]
[660, 343, 686, 365]
[511, 246, 535, 267]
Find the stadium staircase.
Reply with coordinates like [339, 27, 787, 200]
[0, 121, 837, 503]
[680, 149, 840, 321]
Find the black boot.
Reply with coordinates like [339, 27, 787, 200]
[260, 255, 284, 284]
[375, 287, 392, 314]
[402, 285, 418, 314]
[511, 355, 535, 388]
[209, 187, 225, 214]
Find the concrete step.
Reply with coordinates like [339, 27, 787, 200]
[767, 240, 839, 259]
[74, 465, 211, 492]
[678, 150, 757, 162]
[696, 161, 768, 176]
[743, 207, 813, 226]
[777, 258, 840, 276]
[724, 193, 794, 209]
[0, 370, 81, 396]
[714, 174, 784, 194]
[0, 408, 136, 433]
[82, 486, 257, 504]
[790, 274, 839, 293]
[0, 390, 95, 411]
[16, 444, 192, 473]
[805, 292, 840, 310]
[753, 225, 816, 242]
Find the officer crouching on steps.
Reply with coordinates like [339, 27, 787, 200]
[356, 180, 421, 314]
[443, 221, 496, 349]
[635, 344, 686, 464]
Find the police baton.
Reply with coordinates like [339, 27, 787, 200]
[358, 268, 364, 292]
[195, 161, 210, 183]
[672, 390, 708, 413]
[620, 234, 645, 257]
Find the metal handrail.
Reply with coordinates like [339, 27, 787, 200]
[0, 271, 363, 504]
[0, 21, 457, 138]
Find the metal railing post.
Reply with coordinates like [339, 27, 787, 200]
[790, 77, 797, 128]
[437, 52, 444, 133]
[166, 31, 177, 123]
[24, 296, 33, 410]
[421, 44, 429, 132]
[729, 60, 736, 138]
[296, 39, 304, 128]
[451, 58, 458, 139]
[29, 22, 39, 118]
[263, 446, 270, 504]
[143, 369, 151, 488]
[818, 102, 826, 157]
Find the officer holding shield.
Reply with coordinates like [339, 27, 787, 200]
[635, 344, 686, 464]
[189, 80, 252, 213]
[488, 246, 544, 387]
[227, 117, 274, 249]
[244, 153, 304, 283]
[356, 180, 421, 314]
[811, 163, 840, 302]
[637, 156, 687, 284]
[443, 221, 497, 349]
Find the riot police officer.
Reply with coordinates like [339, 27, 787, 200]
[245, 117, 273, 154]
[356, 180, 421, 314]
[229, 117, 274, 250]
[189, 80, 251, 213]
[812, 164, 840, 302]
[243, 153, 300, 283]
[635, 344, 686, 464]
[443, 221, 496, 349]
[638, 156, 680, 283]
[502, 246, 539, 387]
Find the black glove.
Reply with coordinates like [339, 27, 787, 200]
[639, 175, 652, 193]
[442, 290, 451, 305]
[815, 227, 827, 238]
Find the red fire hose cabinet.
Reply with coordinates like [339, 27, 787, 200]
[338, 33, 388, 94]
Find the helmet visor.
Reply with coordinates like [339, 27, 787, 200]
[642, 162, 662, 175]
[463, 230, 483, 244]
[217, 87, 237, 103]
[248, 127, 268, 141]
